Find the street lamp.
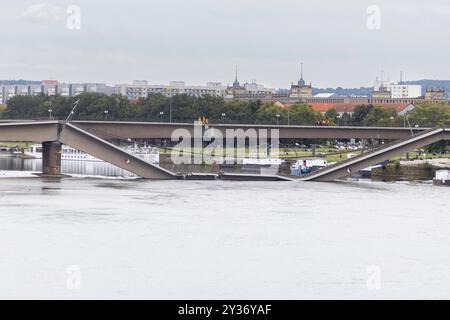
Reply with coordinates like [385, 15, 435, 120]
[404, 115, 414, 135]
[104, 110, 109, 121]
[48, 109, 53, 120]
[221, 113, 226, 123]
[276, 114, 280, 126]
[160, 111, 165, 122]
[168, 87, 173, 123]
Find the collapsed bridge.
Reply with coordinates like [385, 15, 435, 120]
[0, 120, 448, 181]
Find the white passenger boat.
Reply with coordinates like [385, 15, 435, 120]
[23, 144, 160, 164]
[434, 170, 450, 186]
[241, 158, 283, 166]
[290, 158, 329, 176]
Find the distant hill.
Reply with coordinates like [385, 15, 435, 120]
[402, 80, 450, 97]
[313, 80, 450, 98]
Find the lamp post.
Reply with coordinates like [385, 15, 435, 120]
[169, 88, 173, 123]
[48, 109, 53, 120]
[221, 113, 226, 124]
[276, 114, 280, 126]
[404, 115, 414, 136]
[104, 110, 109, 121]
[160, 111, 164, 122]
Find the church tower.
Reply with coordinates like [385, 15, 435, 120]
[233, 65, 240, 88]
[298, 62, 306, 87]
[290, 62, 313, 100]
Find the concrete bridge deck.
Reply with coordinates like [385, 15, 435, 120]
[72, 121, 427, 140]
[0, 120, 447, 181]
[59, 123, 176, 179]
[0, 121, 176, 179]
[298, 127, 450, 182]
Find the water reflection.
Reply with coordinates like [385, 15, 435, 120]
[0, 156, 135, 177]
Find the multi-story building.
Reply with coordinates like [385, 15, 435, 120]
[388, 84, 422, 99]
[372, 84, 392, 99]
[117, 81, 228, 99]
[225, 66, 276, 99]
[0, 81, 117, 103]
[425, 88, 445, 100]
[243, 81, 275, 95]
[117, 67, 278, 100]
[372, 82, 423, 99]
[373, 79, 395, 91]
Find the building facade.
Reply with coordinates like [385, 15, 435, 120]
[0, 81, 117, 104]
[425, 88, 445, 100]
[389, 84, 422, 98]
[117, 82, 228, 99]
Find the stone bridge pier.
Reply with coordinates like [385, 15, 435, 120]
[42, 141, 62, 176]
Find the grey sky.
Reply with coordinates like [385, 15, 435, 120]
[1, 0, 450, 88]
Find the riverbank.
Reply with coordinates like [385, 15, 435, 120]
[372, 158, 450, 181]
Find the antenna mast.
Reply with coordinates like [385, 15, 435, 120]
[65, 99, 80, 123]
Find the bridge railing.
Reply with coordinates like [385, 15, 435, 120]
[298, 126, 443, 179]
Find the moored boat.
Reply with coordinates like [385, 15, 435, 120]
[23, 143, 160, 164]
[433, 170, 450, 186]
[290, 158, 328, 176]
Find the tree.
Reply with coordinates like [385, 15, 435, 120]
[11, 94, 447, 129]
[325, 109, 339, 125]
[2, 96, 45, 119]
[0, 104, 6, 119]
[352, 104, 373, 126]
[288, 104, 322, 125]
[254, 103, 286, 124]
[407, 103, 450, 127]
[363, 106, 400, 127]
[222, 100, 256, 123]
[338, 112, 352, 126]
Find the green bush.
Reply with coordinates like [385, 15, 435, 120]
[421, 162, 433, 171]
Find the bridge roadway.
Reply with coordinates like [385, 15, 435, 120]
[71, 121, 426, 140]
[298, 127, 450, 181]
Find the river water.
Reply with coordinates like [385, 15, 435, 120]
[0, 157, 449, 299]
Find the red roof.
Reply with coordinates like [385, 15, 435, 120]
[42, 80, 59, 85]
[309, 103, 357, 113]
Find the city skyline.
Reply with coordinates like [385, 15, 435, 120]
[1, 0, 450, 88]
[0, 68, 443, 90]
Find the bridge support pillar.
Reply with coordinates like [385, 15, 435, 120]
[42, 141, 62, 176]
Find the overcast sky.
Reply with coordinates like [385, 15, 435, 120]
[1, 0, 450, 88]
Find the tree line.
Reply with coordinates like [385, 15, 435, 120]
[0, 93, 449, 127]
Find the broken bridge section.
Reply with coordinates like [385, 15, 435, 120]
[58, 123, 177, 180]
[299, 127, 449, 182]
